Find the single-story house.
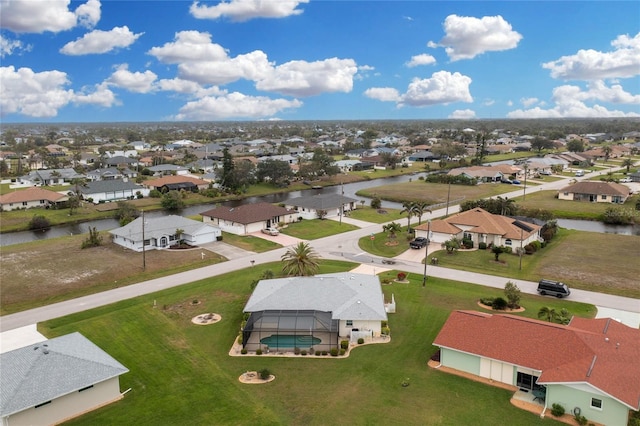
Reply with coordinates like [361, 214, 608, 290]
[285, 193, 359, 220]
[448, 166, 503, 183]
[0, 332, 129, 426]
[0, 187, 68, 211]
[200, 202, 297, 236]
[144, 175, 210, 192]
[110, 215, 221, 252]
[18, 168, 85, 186]
[86, 167, 137, 182]
[241, 273, 388, 353]
[408, 150, 438, 162]
[558, 181, 630, 204]
[75, 179, 149, 203]
[147, 164, 190, 176]
[413, 207, 541, 249]
[433, 311, 640, 426]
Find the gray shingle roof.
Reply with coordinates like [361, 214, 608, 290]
[244, 273, 387, 321]
[200, 202, 292, 224]
[78, 179, 144, 195]
[109, 215, 217, 240]
[286, 193, 358, 210]
[0, 332, 128, 417]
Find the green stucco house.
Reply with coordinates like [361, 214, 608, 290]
[433, 311, 640, 426]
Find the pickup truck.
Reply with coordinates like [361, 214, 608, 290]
[261, 227, 279, 236]
[409, 237, 428, 249]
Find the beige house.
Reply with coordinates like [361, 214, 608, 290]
[0, 332, 129, 426]
[200, 202, 297, 235]
[0, 187, 68, 211]
[413, 207, 541, 249]
[558, 181, 630, 204]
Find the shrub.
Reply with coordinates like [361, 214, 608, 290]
[322, 351, 328, 356]
[478, 242, 487, 250]
[357, 338, 364, 344]
[29, 215, 50, 231]
[574, 414, 588, 426]
[81, 227, 103, 249]
[240, 348, 247, 355]
[259, 369, 270, 380]
[504, 281, 521, 309]
[256, 349, 262, 355]
[502, 246, 512, 254]
[315, 351, 322, 356]
[339, 348, 346, 356]
[381, 320, 388, 328]
[300, 350, 307, 356]
[550, 403, 565, 417]
[330, 348, 339, 357]
[294, 347, 301, 355]
[462, 238, 473, 249]
[530, 240, 541, 251]
[492, 297, 508, 310]
[479, 297, 494, 306]
[381, 326, 390, 335]
[397, 272, 407, 281]
[149, 189, 161, 198]
[340, 340, 349, 350]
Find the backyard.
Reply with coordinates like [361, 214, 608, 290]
[42, 260, 593, 426]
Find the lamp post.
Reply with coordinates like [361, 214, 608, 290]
[422, 220, 431, 287]
[339, 181, 344, 225]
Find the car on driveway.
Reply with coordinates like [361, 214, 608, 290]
[261, 227, 279, 236]
[511, 179, 521, 185]
[620, 177, 632, 183]
[500, 178, 512, 184]
[409, 237, 429, 249]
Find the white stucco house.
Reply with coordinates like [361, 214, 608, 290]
[200, 202, 297, 236]
[241, 273, 388, 353]
[110, 215, 221, 252]
[0, 332, 129, 426]
[75, 179, 149, 203]
[284, 193, 359, 220]
[0, 187, 68, 211]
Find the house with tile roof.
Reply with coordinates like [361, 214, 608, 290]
[144, 175, 210, 192]
[412, 207, 541, 249]
[558, 181, 631, 204]
[0, 187, 68, 211]
[0, 332, 129, 426]
[200, 202, 297, 235]
[285, 193, 359, 220]
[110, 215, 221, 252]
[432, 311, 640, 426]
[241, 273, 388, 353]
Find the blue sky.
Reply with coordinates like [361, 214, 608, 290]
[1, 0, 639, 122]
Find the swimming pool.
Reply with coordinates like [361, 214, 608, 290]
[259, 335, 321, 348]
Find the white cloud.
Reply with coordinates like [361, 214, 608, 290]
[483, 99, 495, 106]
[542, 32, 640, 80]
[449, 109, 476, 119]
[521, 97, 539, 107]
[363, 87, 400, 102]
[0, 35, 31, 58]
[73, 82, 117, 107]
[149, 31, 357, 96]
[507, 82, 640, 118]
[60, 26, 143, 55]
[255, 58, 358, 97]
[431, 14, 522, 61]
[0, 66, 74, 117]
[148, 31, 229, 63]
[406, 53, 436, 67]
[106, 65, 157, 93]
[173, 92, 302, 120]
[0, 0, 100, 33]
[400, 71, 473, 107]
[190, 0, 308, 22]
[157, 78, 226, 98]
[507, 100, 513, 106]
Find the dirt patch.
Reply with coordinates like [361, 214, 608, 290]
[239, 371, 275, 384]
[191, 313, 221, 325]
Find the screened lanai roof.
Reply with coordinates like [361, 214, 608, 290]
[245, 310, 338, 333]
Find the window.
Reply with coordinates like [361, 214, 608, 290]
[463, 232, 472, 240]
[22, 201, 28, 206]
[346, 320, 353, 327]
[591, 398, 602, 410]
[601, 195, 607, 200]
[505, 239, 512, 246]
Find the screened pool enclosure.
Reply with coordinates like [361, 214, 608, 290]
[242, 310, 339, 352]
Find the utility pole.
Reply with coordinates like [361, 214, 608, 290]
[523, 163, 528, 201]
[422, 220, 431, 287]
[339, 181, 344, 225]
[445, 180, 452, 216]
[519, 226, 523, 271]
[142, 210, 146, 270]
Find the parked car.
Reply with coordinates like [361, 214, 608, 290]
[500, 178, 512, 184]
[620, 177, 631, 183]
[575, 170, 585, 177]
[537, 279, 570, 298]
[511, 179, 521, 185]
[539, 170, 552, 175]
[409, 237, 429, 249]
[261, 227, 279, 236]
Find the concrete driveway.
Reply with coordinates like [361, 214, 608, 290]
[199, 241, 255, 260]
[249, 231, 306, 247]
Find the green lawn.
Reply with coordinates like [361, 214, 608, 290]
[42, 260, 587, 425]
[348, 206, 404, 223]
[279, 218, 359, 239]
[221, 232, 282, 252]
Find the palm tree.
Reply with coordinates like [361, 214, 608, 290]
[496, 196, 516, 216]
[602, 145, 613, 164]
[413, 202, 431, 225]
[382, 222, 402, 244]
[537, 306, 557, 322]
[401, 201, 416, 232]
[622, 157, 633, 172]
[281, 242, 320, 277]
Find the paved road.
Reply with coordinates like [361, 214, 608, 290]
[1, 167, 638, 332]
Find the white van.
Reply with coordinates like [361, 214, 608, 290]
[575, 170, 584, 177]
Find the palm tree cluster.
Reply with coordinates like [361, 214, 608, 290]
[537, 307, 571, 325]
[460, 196, 516, 216]
[400, 201, 432, 231]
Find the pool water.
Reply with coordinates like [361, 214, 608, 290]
[259, 335, 321, 348]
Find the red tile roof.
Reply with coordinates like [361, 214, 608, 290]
[144, 175, 209, 188]
[200, 202, 293, 224]
[0, 187, 67, 204]
[433, 311, 640, 409]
